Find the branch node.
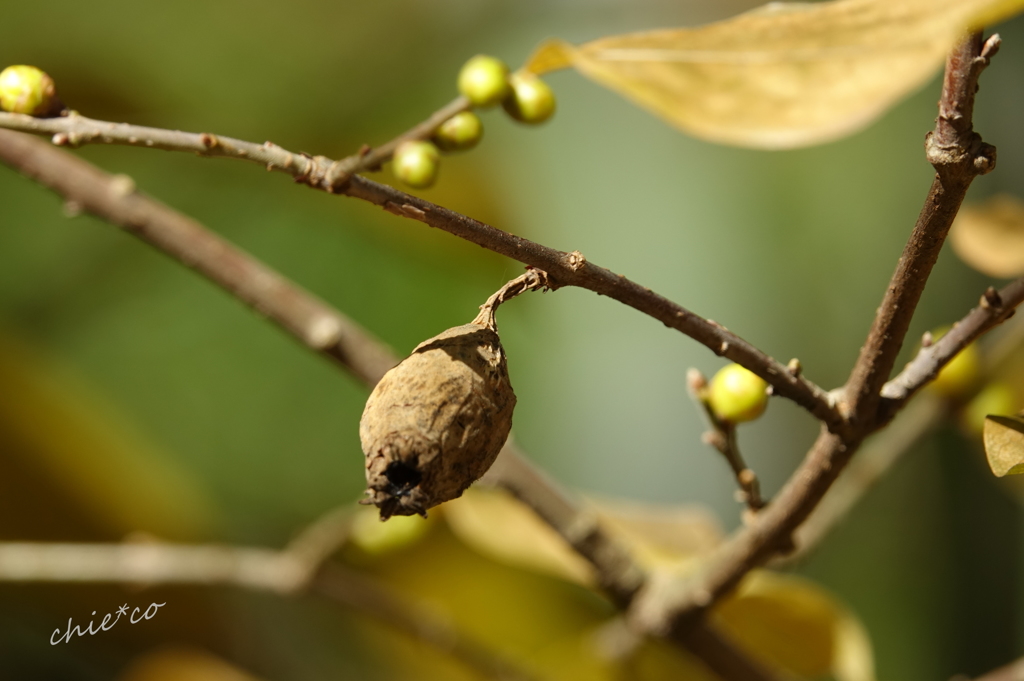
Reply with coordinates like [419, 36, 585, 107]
[786, 358, 802, 377]
[109, 174, 136, 198]
[982, 286, 1003, 310]
[980, 33, 1002, 64]
[565, 250, 587, 272]
[686, 368, 707, 395]
[974, 142, 997, 175]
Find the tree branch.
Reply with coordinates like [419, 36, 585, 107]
[0, 128, 779, 681]
[0, 109, 842, 430]
[783, 309, 1024, 564]
[878, 278, 1024, 420]
[843, 32, 1000, 426]
[688, 369, 765, 513]
[0, 532, 537, 681]
[630, 31, 1015, 641]
[322, 95, 471, 187]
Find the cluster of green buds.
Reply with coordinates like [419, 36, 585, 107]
[392, 54, 556, 190]
[0, 65, 62, 117]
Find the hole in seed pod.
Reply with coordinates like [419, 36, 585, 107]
[384, 460, 422, 494]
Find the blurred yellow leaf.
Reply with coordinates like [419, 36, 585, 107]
[984, 413, 1024, 476]
[443, 488, 876, 681]
[443, 487, 596, 586]
[525, 0, 1024, 148]
[589, 496, 723, 571]
[119, 647, 264, 681]
[951, 194, 1024, 278]
[715, 571, 876, 681]
[444, 488, 723, 587]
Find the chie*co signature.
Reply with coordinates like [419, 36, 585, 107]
[50, 601, 166, 645]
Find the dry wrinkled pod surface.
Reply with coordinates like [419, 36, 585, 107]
[360, 322, 516, 519]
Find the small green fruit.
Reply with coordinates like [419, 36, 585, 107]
[707, 364, 769, 424]
[0, 65, 60, 116]
[393, 140, 440, 189]
[502, 72, 556, 124]
[433, 111, 483, 152]
[457, 55, 510, 108]
[927, 327, 981, 398]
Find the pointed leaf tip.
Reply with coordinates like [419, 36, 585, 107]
[984, 414, 1024, 477]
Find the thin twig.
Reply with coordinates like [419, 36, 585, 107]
[322, 95, 472, 188]
[778, 393, 945, 565]
[0, 537, 536, 681]
[0, 505, 354, 593]
[782, 310, 1024, 564]
[629, 31, 1013, 641]
[0, 110, 842, 430]
[0, 128, 397, 387]
[0, 541, 303, 591]
[484, 448, 779, 681]
[843, 32, 1001, 426]
[687, 369, 765, 513]
[0, 129, 778, 681]
[878, 279, 1024, 420]
[472, 268, 554, 331]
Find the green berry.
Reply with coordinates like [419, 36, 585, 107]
[433, 111, 483, 152]
[457, 55, 510, 108]
[707, 364, 769, 425]
[0, 65, 59, 116]
[502, 72, 556, 124]
[393, 140, 440, 189]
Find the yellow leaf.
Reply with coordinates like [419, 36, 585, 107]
[590, 496, 723, 571]
[714, 571, 876, 681]
[443, 488, 723, 587]
[983, 414, 1024, 476]
[525, 0, 1024, 149]
[119, 647, 265, 681]
[951, 194, 1024, 278]
[443, 487, 596, 586]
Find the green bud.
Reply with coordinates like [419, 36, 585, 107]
[707, 364, 769, 425]
[393, 140, 440, 189]
[502, 72, 556, 124]
[0, 65, 60, 116]
[457, 55, 510, 108]
[433, 111, 483, 152]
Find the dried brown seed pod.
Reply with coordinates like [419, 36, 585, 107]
[360, 323, 515, 519]
[359, 270, 552, 520]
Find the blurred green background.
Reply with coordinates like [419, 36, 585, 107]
[1, 0, 1023, 679]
